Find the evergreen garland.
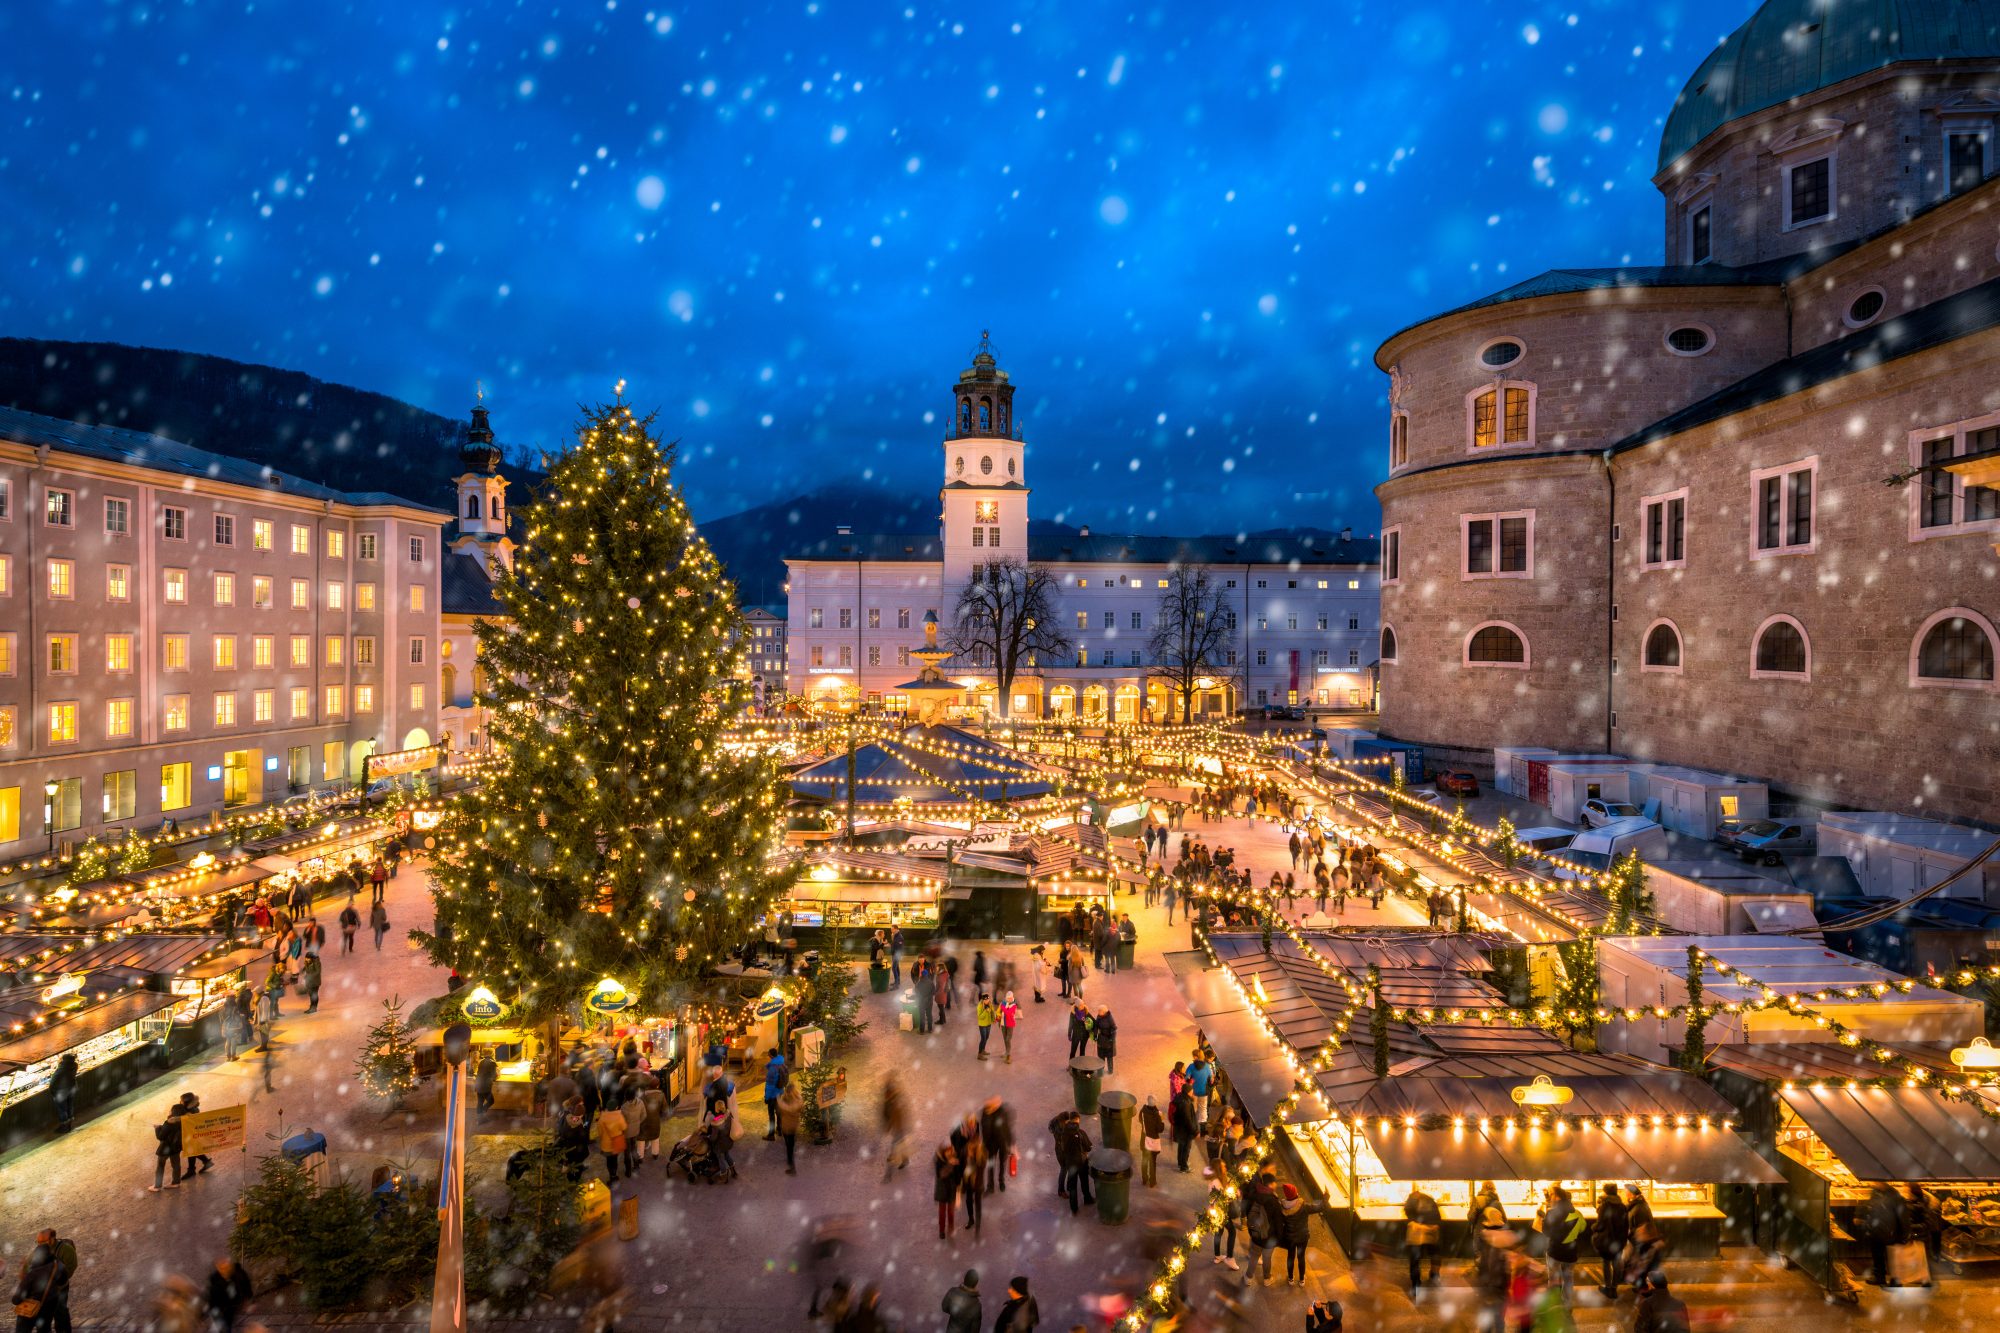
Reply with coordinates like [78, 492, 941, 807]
[1682, 944, 1708, 1074]
[1369, 963, 1390, 1079]
[413, 396, 797, 1024]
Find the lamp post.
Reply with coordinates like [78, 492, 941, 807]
[431, 1021, 472, 1333]
[43, 779, 58, 853]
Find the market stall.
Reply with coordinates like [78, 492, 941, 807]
[0, 981, 180, 1147]
[787, 850, 944, 947]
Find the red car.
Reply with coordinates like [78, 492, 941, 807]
[1436, 770, 1481, 798]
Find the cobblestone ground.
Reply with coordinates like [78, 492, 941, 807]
[5, 791, 1997, 1330]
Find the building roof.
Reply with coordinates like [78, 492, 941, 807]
[788, 531, 945, 563]
[1027, 530, 1379, 566]
[787, 723, 1053, 803]
[1613, 275, 2000, 452]
[440, 549, 506, 617]
[1659, 0, 2000, 172]
[0, 404, 443, 514]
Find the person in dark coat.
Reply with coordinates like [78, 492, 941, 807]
[1624, 1183, 1655, 1235]
[475, 1052, 499, 1117]
[1168, 1088, 1199, 1173]
[1591, 1184, 1630, 1298]
[1092, 1008, 1118, 1074]
[10, 1239, 68, 1333]
[204, 1256, 254, 1331]
[913, 963, 936, 1035]
[979, 1097, 1015, 1195]
[1632, 1271, 1691, 1333]
[933, 1142, 962, 1240]
[1066, 1003, 1093, 1060]
[940, 1269, 981, 1333]
[149, 1105, 185, 1192]
[1403, 1186, 1443, 1290]
[993, 1276, 1039, 1333]
[1865, 1182, 1910, 1285]
[50, 1053, 78, 1133]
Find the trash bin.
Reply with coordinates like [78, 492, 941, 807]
[1098, 1090, 1137, 1151]
[1117, 937, 1137, 970]
[869, 965, 891, 994]
[1090, 1147, 1133, 1225]
[1069, 1057, 1105, 1114]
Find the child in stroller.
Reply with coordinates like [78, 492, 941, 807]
[667, 1118, 736, 1183]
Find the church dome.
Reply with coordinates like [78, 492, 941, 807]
[1659, 0, 2000, 172]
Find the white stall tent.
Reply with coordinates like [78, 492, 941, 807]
[1818, 812, 2000, 903]
[1546, 763, 1636, 824]
[1647, 862, 1819, 937]
[1626, 766, 1769, 841]
[1491, 747, 1558, 797]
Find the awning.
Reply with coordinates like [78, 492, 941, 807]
[0, 990, 178, 1067]
[1602, 1125, 1783, 1184]
[252, 854, 300, 875]
[1781, 1087, 2000, 1182]
[1484, 1125, 1645, 1183]
[790, 883, 938, 905]
[1365, 1126, 1518, 1183]
[48, 934, 226, 977]
[180, 945, 269, 981]
[1743, 900, 1820, 934]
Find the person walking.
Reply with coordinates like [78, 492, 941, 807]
[994, 1276, 1039, 1333]
[149, 1104, 184, 1192]
[10, 1232, 69, 1333]
[369, 900, 390, 950]
[204, 1256, 253, 1331]
[1403, 1185, 1443, 1291]
[474, 1050, 499, 1118]
[889, 925, 905, 987]
[594, 1098, 627, 1184]
[338, 896, 360, 954]
[762, 1048, 787, 1140]
[971, 949, 988, 994]
[913, 963, 936, 1035]
[1066, 1002, 1093, 1060]
[980, 1097, 1014, 1195]
[941, 1270, 982, 1333]
[961, 1133, 989, 1239]
[1590, 1184, 1629, 1299]
[50, 1053, 77, 1134]
[998, 992, 1020, 1063]
[775, 1074, 802, 1175]
[1164, 881, 1178, 925]
[976, 993, 995, 1060]
[300, 952, 322, 1014]
[1093, 1008, 1118, 1075]
[177, 1093, 214, 1176]
[1186, 1053, 1214, 1126]
[1208, 1180, 1241, 1271]
[1138, 1094, 1165, 1188]
[1056, 1111, 1094, 1215]
[1542, 1185, 1583, 1307]
[880, 1074, 912, 1179]
[1030, 948, 1048, 1004]
[1278, 1183, 1312, 1286]
[1169, 1086, 1199, 1173]
[933, 1141, 962, 1240]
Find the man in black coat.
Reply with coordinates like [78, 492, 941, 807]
[940, 1269, 981, 1333]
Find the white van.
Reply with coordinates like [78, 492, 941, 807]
[1551, 816, 1669, 880]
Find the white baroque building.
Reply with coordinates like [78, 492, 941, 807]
[784, 342, 1381, 720]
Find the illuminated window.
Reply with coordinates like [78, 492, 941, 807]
[357, 582, 377, 612]
[162, 635, 189, 672]
[356, 636, 376, 666]
[161, 762, 192, 812]
[252, 575, 273, 609]
[0, 786, 15, 841]
[410, 584, 426, 612]
[214, 572, 236, 606]
[323, 741, 341, 780]
[106, 634, 131, 673]
[102, 770, 135, 821]
[0, 635, 11, 676]
[356, 684, 375, 713]
[975, 501, 999, 522]
[324, 685, 344, 716]
[213, 635, 236, 670]
[290, 635, 309, 668]
[291, 524, 311, 555]
[291, 687, 311, 720]
[164, 569, 187, 604]
[409, 683, 426, 710]
[1469, 382, 1535, 449]
[252, 635, 273, 668]
[0, 708, 13, 747]
[291, 578, 310, 609]
[252, 519, 273, 551]
[253, 689, 274, 723]
[106, 697, 133, 738]
[47, 559, 73, 599]
[358, 533, 378, 560]
[107, 564, 130, 602]
[47, 635, 76, 674]
[327, 530, 346, 559]
[0, 555, 9, 596]
[325, 635, 344, 666]
[163, 695, 189, 731]
[47, 701, 78, 744]
[45, 488, 74, 526]
[213, 692, 236, 726]
[326, 581, 344, 611]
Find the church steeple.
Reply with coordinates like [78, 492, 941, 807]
[460, 387, 504, 475]
[950, 331, 1017, 442]
[452, 391, 513, 569]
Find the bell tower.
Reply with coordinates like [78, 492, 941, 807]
[451, 389, 514, 570]
[941, 332, 1029, 590]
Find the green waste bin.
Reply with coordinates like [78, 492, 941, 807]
[1117, 938, 1136, 970]
[1091, 1147, 1133, 1225]
[1098, 1090, 1136, 1151]
[1068, 1057, 1105, 1114]
[869, 966, 891, 994]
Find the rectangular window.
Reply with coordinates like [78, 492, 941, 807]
[0, 555, 9, 596]
[290, 578, 309, 609]
[408, 637, 425, 665]
[837, 645, 852, 668]
[163, 694, 189, 731]
[48, 777, 81, 832]
[162, 506, 187, 541]
[809, 645, 824, 668]
[355, 684, 374, 713]
[1753, 461, 1816, 554]
[107, 564, 130, 602]
[809, 608, 824, 629]
[1382, 528, 1401, 584]
[292, 687, 312, 720]
[290, 635, 310, 668]
[897, 608, 911, 629]
[161, 762, 192, 812]
[1915, 423, 2000, 534]
[971, 527, 984, 547]
[162, 634, 188, 671]
[253, 689, 274, 723]
[103, 770, 136, 822]
[1076, 611, 1088, 630]
[358, 532, 377, 560]
[214, 514, 235, 546]
[48, 701, 78, 744]
[1949, 131, 1987, 196]
[252, 635, 273, 668]
[213, 692, 236, 727]
[1317, 615, 1329, 631]
[1348, 617, 1361, 630]
[251, 575, 272, 608]
[45, 488, 73, 527]
[326, 636, 345, 666]
[212, 635, 236, 670]
[355, 636, 375, 666]
[164, 569, 187, 604]
[867, 608, 881, 629]
[291, 524, 311, 555]
[1286, 615, 1299, 630]
[104, 496, 130, 536]
[1349, 649, 1361, 666]
[898, 646, 910, 667]
[1314, 649, 1329, 667]
[988, 527, 1000, 547]
[47, 559, 73, 599]
[324, 685, 344, 716]
[0, 479, 8, 521]
[356, 582, 376, 611]
[252, 518, 273, 551]
[1390, 413, 1409, 469]
[321, 741, 340, 780]
[1642, 490, 1688, 569]
[1102, 610, 1115, 629]
[866, 645, 881, 666]
[1130, 611, 1143, 630]
[47, 634, 76, 674]
[408, 536, 425, 563]
[213, 572, 235, 606]
[1788, 156, 1832, 226]
[0, 707, 13, 746]
[1256, 649, 1268, 666]
[323, 581, 342, 611]
[975, 500, 998, 522]
[1462, 512, 1532, 578]
[410, 584, 425, 612]
[409, 683, 426, 710]
[1690, 204, 1712, 264]
[837, 608, 852, 629]
[326, 530, 346, 559]
[106, 633, 132, 673]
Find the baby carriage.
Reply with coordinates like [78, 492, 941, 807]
[666, 1122, 729, 1184]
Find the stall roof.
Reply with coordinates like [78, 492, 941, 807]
[1780, 1086, 2000, 1182]
[1602, 1124, 1784, 1184]
[0, 989, 178, 1067]
[1706, 1040, 1963, 1084]
[1358, 1120, 1779, 1186]
[791, 883, 938, 905]
[800, 848, 948, 886]
[1602, 937, 1948, 1007]
[124, 863, 271, 899]
[1348, 1059, 1735, 1122]
[0, 935, 87, 968]
[180, 945, 269, 981]
[1484, 1124, 1647, 1182]
[1209, 931, 1501, 975]
[1366, 1125, 1519, 1182]
[49, 934, 227, 977]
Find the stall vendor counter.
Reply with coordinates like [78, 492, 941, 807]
[424, 1027, 539, 1113]
[785, 882, 939, 950]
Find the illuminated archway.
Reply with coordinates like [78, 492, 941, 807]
[1113, 683, 1141, 724]
[1049, 685, 1076, 718]
[1081, 685, 1108, 720]
[401, 727, 432, 751]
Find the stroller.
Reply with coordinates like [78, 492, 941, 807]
[666, 1122, 730, 1184]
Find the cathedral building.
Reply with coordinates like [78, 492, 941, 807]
[1375, 0, 2000, 819]
[785, 341, 1381, 720]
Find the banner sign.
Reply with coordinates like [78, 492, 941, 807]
[180, 1104, 248, 1155]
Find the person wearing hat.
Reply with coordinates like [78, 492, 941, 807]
[1632, 1269, 1689, 1333]
[940, 1268, 981, 1333]
[994, 1275, 1039, 1332]
[1590, 1184, 1630, 1299]
[1279, 1182, 1314, 1285]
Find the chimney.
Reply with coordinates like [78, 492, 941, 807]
[1340, 526, 1352, 542]
[1078, 524, 1091, 538]
[836, 525, 852, 536]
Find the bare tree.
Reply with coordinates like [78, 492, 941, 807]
[1148, 561, 1233, 723]
[947, 558, 1074, 718]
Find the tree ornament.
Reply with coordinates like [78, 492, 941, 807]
[537, 810, 549, 829]
[683, 888, 697, 902]
[627, 597, 641, 609]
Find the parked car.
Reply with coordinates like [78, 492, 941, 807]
[1436, 770, 1481, 798]
[1723, 819, 1817, 865]
[1552, 817, 1670, 881]
[1581, 798, 1643, 828]
[1510, 826, 1579, 856]
[1265, 704, 1306, 722]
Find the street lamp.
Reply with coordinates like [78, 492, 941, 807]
[43, 780, 58, 853]
[431, 1021, 473, 1333]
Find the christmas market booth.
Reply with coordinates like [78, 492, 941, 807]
[786, 849, 945, 948]
[1704, 1039, 2000, 1283]
[1185, 931, 1780, 1257]
[0, 932, 256, 1146]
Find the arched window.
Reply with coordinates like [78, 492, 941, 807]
[1751, 616, 1810, 679]
[1467, 381, 1535, 450]
[959, 400, 972, 433]
[1641, 620, 1682, 672]
[489, 495, 502, 520]
[999, 404, 1009, 435]
[464, 493, 480, 519]
[1464, 621, 1529, 668]
[1379, 625, 1398, 663]
[1912, 609, 1998, 687]
[979, 397, 992, 431]
[441, 663, 457, 706]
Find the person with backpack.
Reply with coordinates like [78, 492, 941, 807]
[1590, 1184, 1630, 1298]
[1065, 1002, 1093, 1060]
[1242, 1175, 1283, 1284]
[148, 1107, 184, 1192]
[1052, 1110, 1094, 1215]
[1403, 1185, 1443, 1291]
[177, 1093, 214, 1175]
[1541, 1184, 1584, 1307]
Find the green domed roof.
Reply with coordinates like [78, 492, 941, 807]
[1660, 0, 2000, 172]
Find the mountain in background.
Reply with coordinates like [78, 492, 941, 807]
[0, 339, 1365, 609]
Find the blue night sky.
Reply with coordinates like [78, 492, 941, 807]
[0, 0, 1747, 534]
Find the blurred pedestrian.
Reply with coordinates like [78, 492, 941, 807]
[1138, 1095, 1164, 1187]
[775, 1074, 802, 1175]
[941, 1270, 981, 1333]
[204, 1256, 253, 1331]
[994, 1276, 1039, 1333]
[934, 1141, 962, 1240]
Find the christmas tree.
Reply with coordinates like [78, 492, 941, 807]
[355, 994, 419, 1108]
[413, 394, 795, 1025]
